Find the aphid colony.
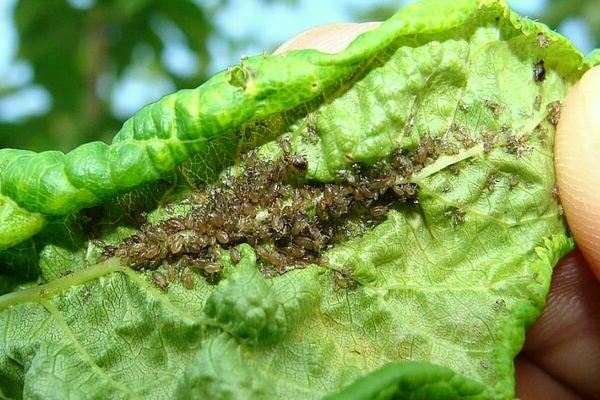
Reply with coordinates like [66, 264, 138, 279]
[112, 137, 429, 280]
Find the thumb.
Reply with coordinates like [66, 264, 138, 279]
[273, 22, 380, 55]
[555, 66, 600, 281]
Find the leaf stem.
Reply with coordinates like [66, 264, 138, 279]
[0, 258, 122, 310]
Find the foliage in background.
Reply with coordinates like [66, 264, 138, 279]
[0, 0, 218, 151]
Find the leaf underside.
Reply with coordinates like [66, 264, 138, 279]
[0, 0, 592, 399]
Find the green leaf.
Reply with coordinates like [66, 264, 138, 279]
[0, 0, 591, 399]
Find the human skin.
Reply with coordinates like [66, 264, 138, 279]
[275, 23, 600, 399]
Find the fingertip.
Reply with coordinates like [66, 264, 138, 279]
[555, 66, 600, 281]
[273, 22, 381, 55]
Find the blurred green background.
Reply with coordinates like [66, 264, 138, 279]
[0, 0, 597, 152]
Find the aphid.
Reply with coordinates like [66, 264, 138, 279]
[536, 33, 549, 48]
[392, 183, 418, 201]
[241, 203, 256, 218]
[506, 133, 532, 156]
[445, 208, 466, 225]
[208, 211, 225, 227]
[552, 184, 560, 199]
[288, 155, 308, 174]
[547, 101, 561, 126]
[230, 247, 241, 264]
[278, 136, 291, 154]
[152, 271, 169, 291]
[166, 264, 177, 283]
[447, 163, 459, 175]
[215, 230, 229, 245]
[486, 174, 498, 191]
[204, 262, 223, 274]
[403, 115, 415, 136]
[166, 218, 185, 231]
[508, 175, 520, 190]
[484, 100, 501, 117]
[140, 244, 160, 260]
[182, 270, 195, 290]
[333, 268, 358, 290]
[536, 124, 548, 145]
[249, 191, 260, 204]
[534, 60, 545, 83]
[100, 244, 117, 260]
[533, 95, 542, 112]
[169, 234, 184, 254]
[482, 130, 497, 154]
[453, 128, 476, 149]
[257, 246, 287, 268]
[370, 205, 389, 217]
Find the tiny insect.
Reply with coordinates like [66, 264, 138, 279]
[534, 60, 545, 83]
[547, 101, 561, 126]
[152, 271, 169, 291]
[508, 175, 520, 190]
[484, 100, 501, 117]
[182, 270, 195, 290]
[215, 230, 229, 245]
[288, 155, 308, 174]
[166, 264, 177, 283]
[536, 33, 549, 48]
[203, 262, 223, 274]
[230, 247, 241, 264]
[552, 184, 560, 199]
[533, 95, 542, 112]
[333, 268, 358, 290]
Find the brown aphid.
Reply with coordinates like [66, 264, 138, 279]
[333, 269, 358, 290]
[166, 264, 178, 283]
[241, 203, 256, 217]
[260, 247, 287, 268]
[99, 244, 118, 260]
[230, 247, 241, 264]
[141, 244, 160, 260]
[484, 100, 502, 117]
[152, 271, 169, 291]
[215, 230, 229, 245]
[169, 234, 185, 254]
[533, 95, 542, 112]
[534, 60, 546, 83]
[370, 205, 389, 217]
[552, 184, 560, 200]
[536, 124, 548, 145]
[249, 191, 261, 204]
[486, 174, 498, 191]
[204, 262, 223, 274]
[509, 175, 520, 190]
[547, 101, 561, 126]
[537, 33, 549, 48]
[506, 133, 533, 156]
[453, 128, 476, 149]
[166, 218, 185, 231]
[482, 130, 497, 154]
[278, 136, 291, 154]
[445, 208, 466, 225]
[182, 270, 195, 290]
